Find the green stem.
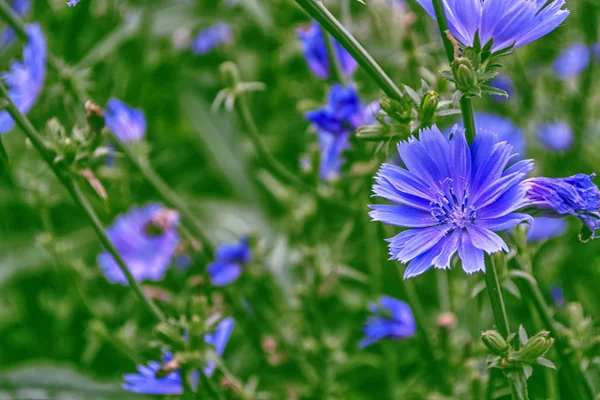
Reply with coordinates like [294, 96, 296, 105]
[111, 137, 214, 260]
[437, 269, 450, 312]
[0, 84, 165, 322]
[430, 0, 476, 143]
[323, 31, 345, 84]
[484, 256, 510, 338]
[295, 0, 406, 102]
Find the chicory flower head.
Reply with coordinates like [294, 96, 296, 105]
[0, 0, 31, 48]
[297, 20, 357, 79]
[192, 23, 231, 55]
[489, 75, 514, 102]
[123, 318, 235, 394]
[207, 235, 252, 286]
[537, 121, 573, 151]
[0, 24, 46, 134]
[524, 174, 600, 238]
[370, 125, 534, 278]
[526, 217, 567, 242]
[98, 204, 180, 284]
[360, 296, 416, 348]
[104, 98, 146, 142]
[306, 84, 379, 180]
[553, 42, 591, 79]
[416, 0, 569, 52]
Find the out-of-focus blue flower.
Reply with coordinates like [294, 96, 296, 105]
[524, 174, 600, 238]
[207, 236, 251, 286]
[0, 0, 30, 48]
[98, 204, 180, 284]
[550, 286, 565, 308]
[526, 217, 567, 242]
[456, 113, 526, 159]
[489, 75, 514, 102]
[0, 24, 46, 134]
[191, 23, 231, 55]
[360, 296, 416, 348]
[297, 20, 358, 79]
[203, 317, 235, 376]
[415, 0, 569, 52]
[553, 42, 591, 79]
[104, 98, 146, 143]
[306, 84, 379, 180]
[123, 318, 235, 394]
[537, 121, 573, 151]
[370, 125, 533, 278]
[66, 0, 81, 5]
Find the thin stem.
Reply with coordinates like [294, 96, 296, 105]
[0, 84, 165, 322]
[484, 255, 509, 338]
[0, 0, 27, 41]
[430, 0, 476, 143]
[295, 0, 406, 102]
[437, 270, 450, 312]
[323, 31, 345, 84]
[111, 137, 214, 260]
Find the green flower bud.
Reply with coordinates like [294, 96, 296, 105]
[520, 334, 554, 363]
[219, 61, 240, 89]
[418, 90, 439, 127]
[453, 58, 478, 93]
[481, 330, 510, 356]
[379, 96, 412, 124]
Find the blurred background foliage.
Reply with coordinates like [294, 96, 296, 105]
[0, 0, 600, 399]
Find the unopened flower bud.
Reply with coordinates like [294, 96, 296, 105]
[155, 323, 185, 347]
[453, 58, 478, 93]
[520, 333, 554, 363]
[481, 330, 510, 356]
[379, 95, 412, 123]
[220, 61, 240, 89]
[418, 90, 439, 127]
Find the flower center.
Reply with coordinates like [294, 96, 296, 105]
[430, 180, 476, 228]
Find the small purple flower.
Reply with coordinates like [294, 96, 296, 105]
[360, 296, 416, 348]
[297, 20, 358, 79]
[207, 236, 251, 286]
[537, 121, 573, 152]
[550, 286, 565, 308]
[526, 217, 567, 242]
[66, 0, 81, 5]
[415, 0, 569, 52]
[524, 174, 600, 238]
[0, 24, 47, 134]
[489, 75, 514, 102]
[0, 0, 31, 48]
[306, 84, 379, 180]
[98, 204, 180, 284]
[123, 318, 235, 394]
[104, 98, 146, 143]
[371, 125, 534, 278]
[553, 42, 591, 79]
[191, 23, 231, 55]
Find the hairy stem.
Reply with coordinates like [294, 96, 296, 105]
[295, 0, 406, 102]
[0, 84, 165, 322]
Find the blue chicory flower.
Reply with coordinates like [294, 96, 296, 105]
[191, 23, 231, 55]
[306, 84, 379, 180]
[553, 42, 591, 79]
[370, 125, 534, 278]
[297, 20, 358, 79]
[98, 204, 180, 284]
[0, 24, 46, 134]
[550, 286, 565, 308]
[456, 113, 526, 160]
[66, 0, 81, 5]
[207, 236, 252, 286]
[360, 296, 416, 348]
[537, 121, 573, 152]
[489, 75, 514, 102]
[104, 98, 147, 142]
[526, 217, 567, 242]
[123, 318, 235, 394]
[0, 0, 31, 48]
[415, 0, 569, 52]
[524, 174, 600, 238]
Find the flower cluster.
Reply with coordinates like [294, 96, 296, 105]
[0, 24, 47, 134]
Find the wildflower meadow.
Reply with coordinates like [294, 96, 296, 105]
[1, 0, 600, 399]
